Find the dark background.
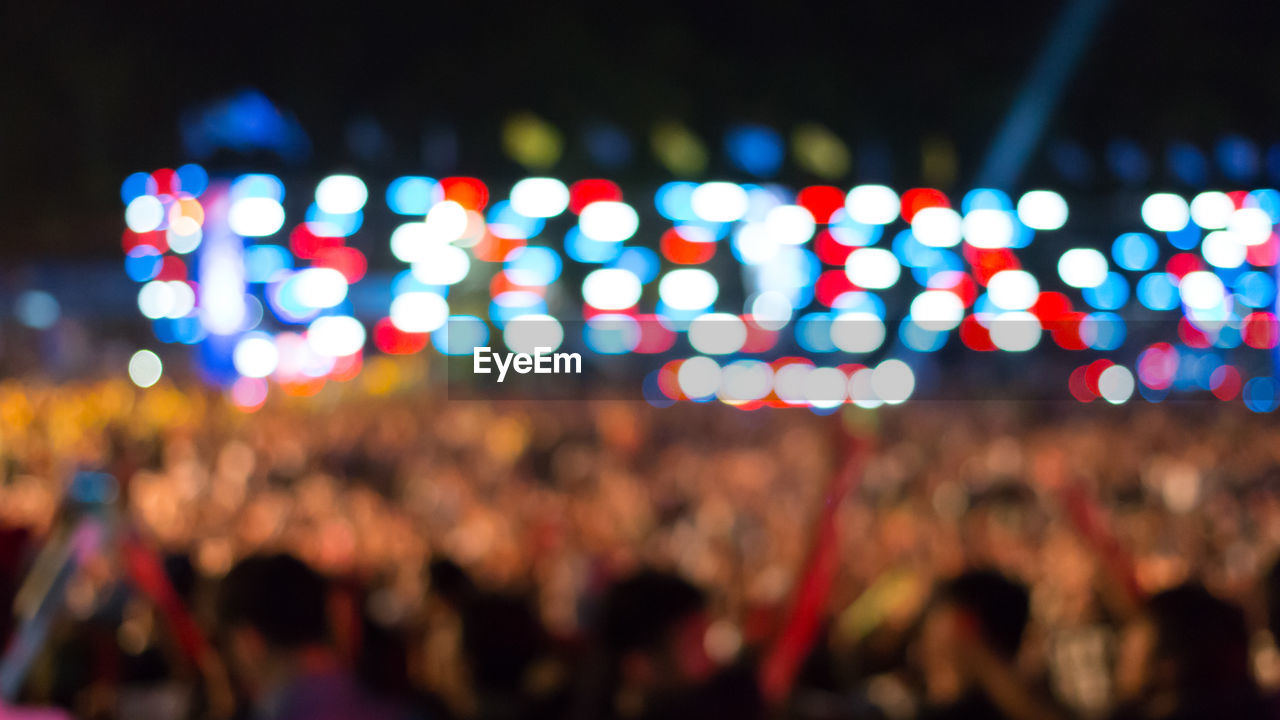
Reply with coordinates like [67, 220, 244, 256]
[2, 0, 1278, 259]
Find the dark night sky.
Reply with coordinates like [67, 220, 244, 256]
[3, 0, 1279, 258]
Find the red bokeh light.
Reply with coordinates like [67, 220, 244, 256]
[660, 227, 717, 265]
[440, 177, 489, 211]
[372, 317, 430, 355]
[900, 188, 950, 223]
[796, 186, 846, 223]
[313, 246, 368, 283]
[568, 179, 623, 214]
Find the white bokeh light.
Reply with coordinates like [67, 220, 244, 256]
[910, 290, 964, 332]
[229, 197, 285, 237]
[830, 312, 886, 353]
[315, 175, 368, 214]
[582, 268, 642, 310]
[912, 207, 962, 248]
[1227, 207, 1273, 246]
[659, 269, 719, 311]
[579, 201, 639, 242]
[1058, 248, 1109, 288]
[389, 292, 449, 333]
[233, 334, 279, 378]
[988, 312, 1042, 351]
[306, 315, 366, 357]
[509, 178, 570, 218]
[128, 350, 163, 388]
[678, 356, 722, 399]
[845, 248, 901, 290]
[764, 205, 816, 245]
[1141, 193, 1190, 233]
[1098, 365, 1135, 404]
[870, 360, 914, 404]
[691, 182, 749, 223]
[1178, 271, 1226, 310]
[844, 185, 899, 225]
[1190, 191, 1233, 230]
[986, 270, 1040, 310]
[1016, 191, 1068, 231]
[962, 209, 1015, 249]
[688, 313, 747, 354]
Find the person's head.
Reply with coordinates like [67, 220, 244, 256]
[918, 569, 1029, 700]
[1115, 583, 1254, 706]
[598, 570, 714, 691]
[217, 554, 331, 687]
[426, 556, 475, 610]
[460, 592, 547, 694]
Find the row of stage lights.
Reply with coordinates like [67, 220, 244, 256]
[118, 166, 1280, 412]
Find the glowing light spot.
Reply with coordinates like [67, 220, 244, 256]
[1141, 193, 1189, 233]
[845, 248, 901, 289]
[425, 200, 469, 242]
[845, 185, 899, 225]
[125, 196, 165, 233]
[433, 316, 490, 356]
[410, 244, 471, 286]
[733, 225, 779, 265]
[1201, 230, 1247, 268]
[1190, 191, 1233, 229]
[233, 333, 279, 378]
[659, 269, 719, 311]
[579, 201, 639, 242]
[315, 175, 368, 214]
[292, 267, 349, 308]
[1178, 271, 1226, 310]
[678, 356, 722, 400]
[502, 112, 563, 169]
[1058, 248, 1109, 288]
[910, 290, 964, 331]
[1098, 364, 1135, 404]
[764, 205, 816, 245]
[803, 367, 847, 408]
[503, 315, 564, 353]
[691, 182, 749, 223]
[911, 206, 962, 248]
[749, 291, 793, 331]
[510, 178, 570, 218]
[15, 291, 59, 329]
[986, 270, 1039, 311]
[306, 315, 366, 357]
[870, 359, 914, 404]
[582, 268, 642, 310]
[830, 312, 885, 353]
[1245, 377, 1280, 413]
[688, 313, 747, 354]
[138, 281, 174, 320]
[1227, 207, 1273, 246]
[719, 360, 773, 403]
[847, 367, 883, 409]
[1112, 232, 1158, 271]
[962, 209, 1015, 249]
[128, 350, 163, 388]
[989, 312, 1042, 351]
[389, 223, 431, 263]
[228, 197, 285, 237]
[389, 292, 449, 333]
[167, 226, 202, 254]
[1016, 190, 1068, 230]
[1082, 272, 1130, 310]
[386, 176, 440, 215]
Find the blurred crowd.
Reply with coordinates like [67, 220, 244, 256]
[3, 369, 1280, 720]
